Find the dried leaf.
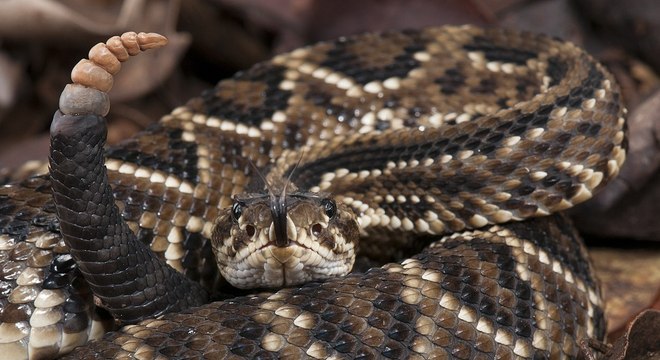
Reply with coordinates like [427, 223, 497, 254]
[217, 0, 487, 52]
[603, 310, 660, 360]
[575, 0, 660, 73]
[0, 1, 170, 43]
[0, 0, 127, 43]
[179, 0, 270, 70]
[0, 52, 23, 110]
[591, 248, 660, 332]
[500, 0, 584, 43]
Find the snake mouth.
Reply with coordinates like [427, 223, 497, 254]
[220, 224, 355, 289]
[255, 231, 328, 263]
[236, 217, 338, 265]
[224, 243, 353, 288]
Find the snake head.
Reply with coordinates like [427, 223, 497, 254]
[211, 192, 360, 289]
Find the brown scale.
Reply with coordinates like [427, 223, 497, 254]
[347, 33, 415, 69]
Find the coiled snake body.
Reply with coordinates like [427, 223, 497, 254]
[0, 26, 625, 359]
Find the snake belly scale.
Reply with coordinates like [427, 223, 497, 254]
[0, 25, 625, 359]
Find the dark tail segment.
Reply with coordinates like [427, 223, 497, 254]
[49, 110, 208, 324]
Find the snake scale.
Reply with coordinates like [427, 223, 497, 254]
[0, 25, 626, 359]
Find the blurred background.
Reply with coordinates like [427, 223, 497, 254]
[0, 0, 657, 350]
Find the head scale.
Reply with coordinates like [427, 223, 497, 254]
[270, 190, 289, 247]
[269, 152, 304, 247]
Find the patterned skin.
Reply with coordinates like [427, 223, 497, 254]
[1, 26, 624, 359]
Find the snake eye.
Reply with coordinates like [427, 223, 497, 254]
[231, 201, 243, 221]
[321, 198, 336, 219]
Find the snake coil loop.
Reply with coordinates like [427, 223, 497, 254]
[0, 25, 626, 359]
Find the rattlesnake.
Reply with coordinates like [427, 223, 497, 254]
[1, 25, 625, 359]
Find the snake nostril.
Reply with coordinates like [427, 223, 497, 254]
[246, 225, 256, 237]
[311, 223, 323, 237]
